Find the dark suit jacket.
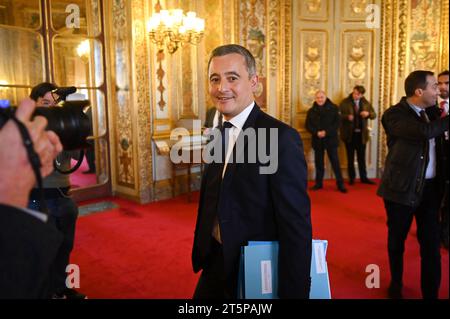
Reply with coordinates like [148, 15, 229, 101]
[0, 204, 62, 298]
[377, 97, 449, 207]
[339, 94, 376, 144]
[305, 98, 341, 149]
[192, 104, 312, 298]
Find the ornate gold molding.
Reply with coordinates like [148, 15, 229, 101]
[397, 0, 407, 76]
[131, 0, 153, 202]
[268, 0, 278, 77]
[377, 0, 394, 172]
[282, 0, 292, 125]
[110, 0, 135, 188]
[440, 0, 449, 70]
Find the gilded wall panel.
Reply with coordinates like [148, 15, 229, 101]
[439, 0, 449, 70]
[408, 0, 441, 72]
[150, 0, 171, 139]
[342, 0, 372, 22]
[297, 30, 327, 112]
[299, 0, 328, 21]
[281, 0, 292, 124]
[341, 31, 374, 99]
[110, 0, 135, 189]
[203, 0, 225, 109]
[131, 0, 153, 202]
[238, 0, 267, 111]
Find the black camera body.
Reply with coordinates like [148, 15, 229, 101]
[0, 100, 92, 151]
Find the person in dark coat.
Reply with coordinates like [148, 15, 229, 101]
[339, 85, 377, 185]
[306, 90, 347, 193]
[0, 98, 63, 298]
[377, 70, 449, 299]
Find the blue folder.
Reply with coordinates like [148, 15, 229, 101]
[238, 240, 331, 299]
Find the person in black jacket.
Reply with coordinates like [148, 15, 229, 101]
[377, 70, 449, 299]
[306, 90, 347, 193]
[0, 98, 63, 298]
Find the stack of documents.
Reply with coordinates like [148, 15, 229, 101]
[238, 240, 331, 299]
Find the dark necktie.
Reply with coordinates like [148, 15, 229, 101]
[354, 100, 361, 129]
[419, 110, 430, 123]
[218, 112, 224, 130]
[221, 121, 233, 165]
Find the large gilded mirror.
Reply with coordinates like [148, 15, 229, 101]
[0, 0, 110, 199]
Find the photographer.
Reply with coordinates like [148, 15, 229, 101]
[0, 98, 63, 298]
[28, 82, 86, 299]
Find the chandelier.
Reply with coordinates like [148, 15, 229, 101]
[147, 9, 205, 54]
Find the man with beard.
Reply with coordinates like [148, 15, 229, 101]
[377, 70, 449, 299]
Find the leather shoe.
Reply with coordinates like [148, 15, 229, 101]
[338, 186, 348, 193]
[348, 179, 354, 185]
[309, 184, 323, 191]
[388, 283, 403, 299]
[361, 179, 376, 185]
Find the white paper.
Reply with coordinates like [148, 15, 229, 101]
[314, 242, 326, 274]
[260, 260, 273, 294]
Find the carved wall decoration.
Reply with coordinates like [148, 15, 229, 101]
[299, 0, 328, 21]
[268, 0, 278, 77]
[342, 32, 373, 98]
[298, 32, 327, 111]
[397, 0, 407, 76]
[156, 50, 166, 111]
[239, 0, 267, 110]
[203, 0, 225, 109]
[131, 0, 153, 202]
[111, 0, 135, 188]
[409, 0, 441, 72]
[116, 89, 134, 187]
[150, 0, 170, 140]
[342, 0, 370, 21]
[439, 0, 449, 70]
[281, 0, 292, 125]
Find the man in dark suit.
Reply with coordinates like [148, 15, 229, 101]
[192, 44, 312, 299]
[0, 98, 63, 298]
[339, 85, 377, 185]
[306, 90, 347, 193]
[377, 70, 449, 299]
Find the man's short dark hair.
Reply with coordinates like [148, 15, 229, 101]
[29, 82, 57, 101]
[438, 70, 449, 78]
[353, 85, 366, 95]
[207, 44, 257, 77]
[404, 70, 434, 97]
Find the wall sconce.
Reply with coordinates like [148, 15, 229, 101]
[147, 9, 205, 54]
[76, 39, 90, 63]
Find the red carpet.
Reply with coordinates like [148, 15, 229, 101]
[71, 180, 449, 299]
[70, 158, 96, 188]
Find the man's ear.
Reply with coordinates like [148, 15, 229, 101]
[415, 88, 423, 97]
[250, 74, 259, 91]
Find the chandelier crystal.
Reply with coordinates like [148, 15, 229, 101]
[147, 9, 205, 54]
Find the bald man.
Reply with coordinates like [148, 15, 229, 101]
[306, 91, 347, 193]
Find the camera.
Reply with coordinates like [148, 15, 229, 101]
[0, 100, 92, 151]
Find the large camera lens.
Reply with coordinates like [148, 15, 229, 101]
[34, 100, 92, 150]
